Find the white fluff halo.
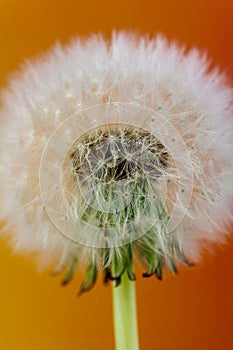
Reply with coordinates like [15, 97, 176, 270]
[0, 31, 232, 286]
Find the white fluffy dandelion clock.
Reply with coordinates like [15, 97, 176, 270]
[0, 32, 233, 350]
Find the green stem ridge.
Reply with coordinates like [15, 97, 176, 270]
[112, 272, 139, 350]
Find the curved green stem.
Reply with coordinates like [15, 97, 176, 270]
[112, 272, 140, 350]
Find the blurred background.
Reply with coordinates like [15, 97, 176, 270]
[0, 0, 233, 349]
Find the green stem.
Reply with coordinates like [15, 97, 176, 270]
[112, 272, 140, 350]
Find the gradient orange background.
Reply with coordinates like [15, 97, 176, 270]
[0, 1, 233, 349]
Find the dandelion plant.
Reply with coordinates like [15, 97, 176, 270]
[0, 32, 233, 350]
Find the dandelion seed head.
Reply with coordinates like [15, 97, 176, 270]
[0, 31, 233, 292]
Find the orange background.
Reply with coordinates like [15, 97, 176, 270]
[0, 1, 233, 349]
